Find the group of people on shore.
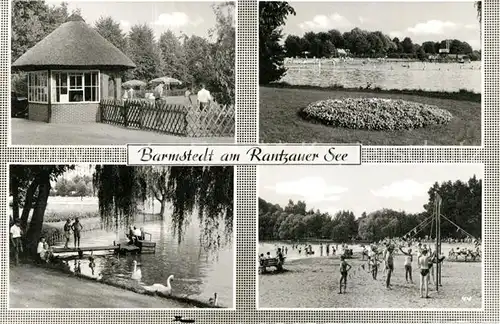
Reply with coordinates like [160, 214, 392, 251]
[347, 240, 447, 298]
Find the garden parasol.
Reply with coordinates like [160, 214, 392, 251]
[122, 80, 147, 88]
[150, 77, 182, 90]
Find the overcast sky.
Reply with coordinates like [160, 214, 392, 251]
[282, 1, 481, 50]
[259, 164, 483, 217]
[46, 0, 225, 40]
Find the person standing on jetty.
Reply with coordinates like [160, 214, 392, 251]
[71, 218, 83, 248]
[63, 219, 72, 249]
[338, 255, 352, 294]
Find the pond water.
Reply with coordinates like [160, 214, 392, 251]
[281, 60, 481, 93]
[259, 241, 478, 262]
[54, 219, 234, 307]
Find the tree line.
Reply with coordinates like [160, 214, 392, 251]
[259, 176, 482, 242]
[10, 165, 233, 254]
[11, 0, 235, 105]
[284, 30, 481, 61]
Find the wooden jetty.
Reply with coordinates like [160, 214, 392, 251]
[52, 240, 156, 255]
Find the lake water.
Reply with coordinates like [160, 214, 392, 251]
[282, 60, 481, 93]
[54, 218, 234, 307]
[259, 241, 478, 262]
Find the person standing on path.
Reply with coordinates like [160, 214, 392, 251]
[10, 220, 22, 265]
[63, 219, 72, 249]
[197, 84, 212, 111]
[154, 81, 164, 106]
[71, 218, 83, 248]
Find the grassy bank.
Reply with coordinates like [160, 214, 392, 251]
[10, 264, 191, 308]
[259, 253, 481, 308]
[259, 85, 481, 145]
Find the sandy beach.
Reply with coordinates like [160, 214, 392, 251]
[258, 252, 481, 309]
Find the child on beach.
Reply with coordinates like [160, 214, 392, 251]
[338, 255, 352, 294]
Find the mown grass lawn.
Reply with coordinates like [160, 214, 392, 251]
[259, 86, 481, 145]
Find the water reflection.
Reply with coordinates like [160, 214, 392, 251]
[282, 61, 481, 93]
[58, 219, 233, 307]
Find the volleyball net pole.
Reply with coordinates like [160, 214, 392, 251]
[435, 192, 442, 292]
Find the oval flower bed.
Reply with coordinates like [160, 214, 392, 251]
[299, 98, 453, 131]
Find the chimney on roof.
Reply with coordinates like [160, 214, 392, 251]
[66, 13, 86, 23]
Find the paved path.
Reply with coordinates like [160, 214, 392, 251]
[10, 264, 190, 308]
[11, 119, 233, 145]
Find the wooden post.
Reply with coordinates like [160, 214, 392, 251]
[47, 69, 52, 123]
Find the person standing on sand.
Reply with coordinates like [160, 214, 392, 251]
[400, 246, 414, 283]
[385, 245, 395, 289]
[71, 218, 83, 248]
[326, 243, 330, 256]
[338, 255, 352, 294]
[320, 243, 323, 256]
[63, 219, 72, 249]
[418, 248, 431, 298]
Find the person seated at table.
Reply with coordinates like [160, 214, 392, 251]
[133, 226, 142, 242]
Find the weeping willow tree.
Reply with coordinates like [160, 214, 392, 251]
[93, 166, 233, 250]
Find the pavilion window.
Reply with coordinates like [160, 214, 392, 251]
[52, 71, 99, 103]
[27, 71, 48, 103]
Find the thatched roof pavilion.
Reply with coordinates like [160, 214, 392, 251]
[12, 14, 136, 123]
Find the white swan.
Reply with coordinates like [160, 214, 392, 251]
[209, 292, 218, 306]
[131, 260, 142, 280]
[142, 275, 174, 296]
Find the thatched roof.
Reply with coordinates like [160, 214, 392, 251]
[12, 14, 135, 71]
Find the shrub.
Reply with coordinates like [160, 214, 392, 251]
[299, 97, 453, 131]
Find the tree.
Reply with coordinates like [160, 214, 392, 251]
[94, 16, 127, 54]
[422, 41, 436, 54]
[126, 24, 164, 81]
[284, 35, 303, 58]
[183, 35, 214, 87]
[259, 1, 296, 84]
[207, 2, 236, 105]
[139, 166, 171, 218]
[401, 37, 414, 54]
[158, 30, 185, 81]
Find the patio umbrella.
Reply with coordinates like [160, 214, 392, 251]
[122, 80, 147, 88]
[149, 76, 182, 85]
